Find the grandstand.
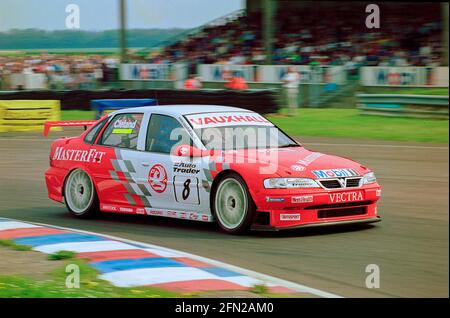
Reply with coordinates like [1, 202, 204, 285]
[150, 1, 448, 68]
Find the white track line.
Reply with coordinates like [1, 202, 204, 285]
[5, 217, 342, 298]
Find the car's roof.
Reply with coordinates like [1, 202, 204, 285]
[111, 105, 252, 117]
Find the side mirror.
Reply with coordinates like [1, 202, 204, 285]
[172, 144, 203, 157]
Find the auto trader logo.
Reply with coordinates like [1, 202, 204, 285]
[148, 164, 168, 193]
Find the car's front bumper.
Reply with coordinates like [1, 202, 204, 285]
[253, 184, 382, 230]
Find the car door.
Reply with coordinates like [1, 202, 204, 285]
[88, 112, 149, 212]
[143, 113, 204, 212]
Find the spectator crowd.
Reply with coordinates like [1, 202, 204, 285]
[152, 3, 444, 73]
[0, 54, 119, 90]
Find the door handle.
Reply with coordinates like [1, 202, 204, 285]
[141, 162, 150, 167]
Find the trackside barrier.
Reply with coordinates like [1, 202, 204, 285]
[356, 94, 449, 119]
[0, 100, 61, 132]
[360, 66, 449, 87]
[91, 99, 158, 119]
[0, 89, 280, 114]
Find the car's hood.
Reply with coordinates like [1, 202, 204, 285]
[220, 146, 370, 178]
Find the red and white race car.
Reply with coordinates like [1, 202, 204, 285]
[45, 105, 381, 234]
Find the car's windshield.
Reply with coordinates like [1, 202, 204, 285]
[185, 112, 299, 150]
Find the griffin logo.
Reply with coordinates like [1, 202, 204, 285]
[148, 164, 168, 193]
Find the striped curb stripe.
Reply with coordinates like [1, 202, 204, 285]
[0, 218, 342, 297]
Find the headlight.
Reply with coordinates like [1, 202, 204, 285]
[264, 178, 320, 189]
[362, 172, 377, 184]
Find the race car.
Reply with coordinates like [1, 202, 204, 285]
[44, 105, 381, 234]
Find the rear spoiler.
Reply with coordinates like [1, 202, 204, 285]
[43, 120, 97, 137]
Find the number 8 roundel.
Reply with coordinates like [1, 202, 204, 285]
[148, 164, 168, 193]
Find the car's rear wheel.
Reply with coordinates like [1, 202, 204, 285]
[64, 169, 98, 218]
[212, 173, 255, 234]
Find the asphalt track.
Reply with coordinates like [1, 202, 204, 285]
[0, 131, 448, 297]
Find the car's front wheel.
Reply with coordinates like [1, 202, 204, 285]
[64, 169, 98, 218]
[212, 173, 255, 234]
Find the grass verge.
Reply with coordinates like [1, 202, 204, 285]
[47, 250, 76, 261]
[0, 239, 32, 251]
[0, 242, 296, 298]
[62, 110, 96, 120]
[62, 109, 448, 143]
[268, 109, 448, 143]
[0, 258, 182, 298]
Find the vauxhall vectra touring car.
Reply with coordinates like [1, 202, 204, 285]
[44, 105, 381, 234]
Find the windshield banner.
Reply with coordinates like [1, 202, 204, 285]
[185, 112, 274, 129]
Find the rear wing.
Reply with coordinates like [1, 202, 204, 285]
[43, 120, 97, 137]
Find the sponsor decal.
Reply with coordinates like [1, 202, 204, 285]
[148, 209, 164, 216]
[291, 165, 305, 172]
[53, 147, 106, 163]
[280, 214, 301, 221]
[291, 195, 313, 204]
[167, 211, 178, 218]
[101, 204, 213, 222]
[136, 208, 146, 215]
[114, 118, 137, 129]
[186, 112, 273, 129]
[119, 207, 134, 213]
[148, 164, 168, 193]
[173, 162, 200, 174]
[312, 168, 359, 179]
[101, 204, 118, 212]
[112, 118, 138, 134]
[101, 204, 140, 213]
[368, 67, 434, 86]
[296, 152, 323, 166]
[266, 197, 285, 203]
[189, 213, 199, 220]
[329, 191, 363, 203]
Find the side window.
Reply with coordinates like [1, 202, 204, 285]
[84, 117, 109, 144]
[146, 114, 191, 154]
[100, 113, 143, 150]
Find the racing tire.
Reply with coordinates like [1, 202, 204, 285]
[64, 169, 99, 219]
[212, 173, 256, 234]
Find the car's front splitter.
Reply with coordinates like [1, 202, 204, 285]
[251, 216, 381, 231]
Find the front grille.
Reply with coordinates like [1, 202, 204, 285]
[318, 207, 367, 219]
[346, 178, 362, 187]
[319, 180, 342, 189]
[318, 177, 362, 189]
